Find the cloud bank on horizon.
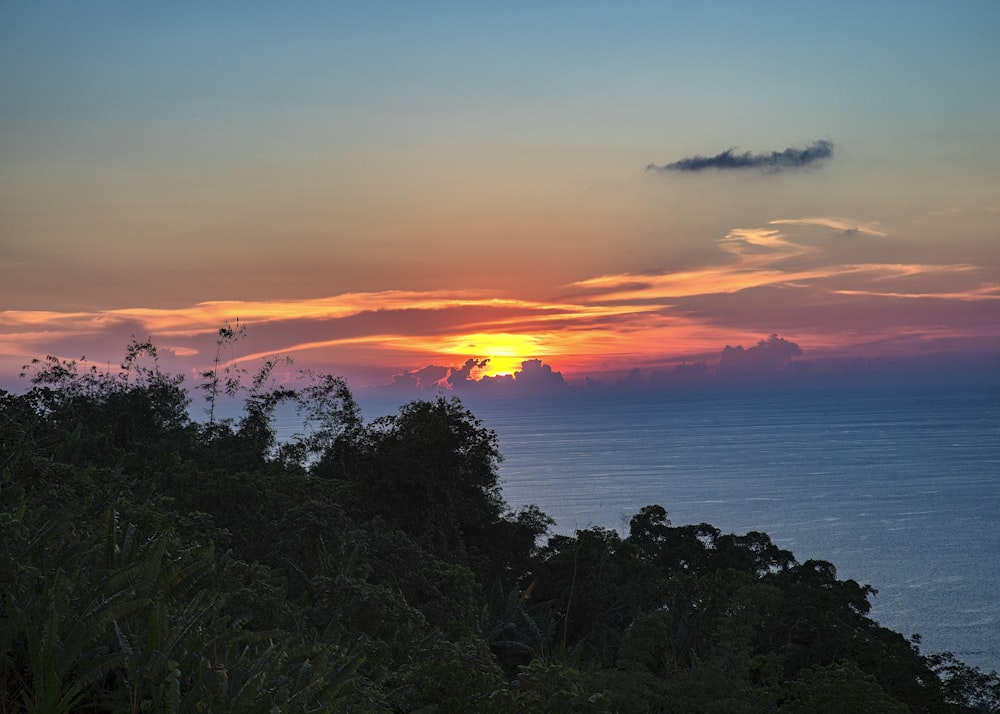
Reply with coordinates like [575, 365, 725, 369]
[647, 139, 834, 173]
[383, 334, 813, 398]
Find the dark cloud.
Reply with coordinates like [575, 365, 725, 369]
[647, 139, 833, 173]
[446, 358, 568, 395]
[719, 334, 803, 374]
[511, 358, 568, 393]
[386, 364, 450, 391]
[447, 358, 490, 387]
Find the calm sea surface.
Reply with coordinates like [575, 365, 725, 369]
[462, 387, 1000, 673]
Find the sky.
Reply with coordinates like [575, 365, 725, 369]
[2, 1, 999, 398]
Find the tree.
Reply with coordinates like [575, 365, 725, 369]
[236, 355, 297, 463]
[344, 397, 509, 572]
[781, 661, 908, 713]
[295, 370, 364, 474]
[16, 339, 192, 472]
[199, 319, 246, 428]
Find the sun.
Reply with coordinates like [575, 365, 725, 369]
[443, 332, 543, 379]
[473, 355, 522, 379]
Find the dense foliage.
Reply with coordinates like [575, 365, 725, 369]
[2, 337, 998, 712]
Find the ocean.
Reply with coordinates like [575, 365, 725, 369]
[461, 386, 1000, 673]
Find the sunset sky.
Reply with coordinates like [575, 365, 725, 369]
[2, 1, 999, 395]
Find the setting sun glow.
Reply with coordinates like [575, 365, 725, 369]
[441, 333, 546, 378]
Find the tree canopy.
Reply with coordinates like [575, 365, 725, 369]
[1, 338, 997, 712]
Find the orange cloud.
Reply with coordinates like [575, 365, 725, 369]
[568, 217, 981, 306]
[831, 283, 1000, 301]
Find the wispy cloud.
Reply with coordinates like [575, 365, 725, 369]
[719, 227, 812, 259]
[647, 139, 833, 173]
[568, 220, 986, 305]
[0, 292, 594, 341]
[770, 217, 887, 237]
[0, 293, 664, 375]
[568, 259, 983, 305]
[831, 283, 1000, 301]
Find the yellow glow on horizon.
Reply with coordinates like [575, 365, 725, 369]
[475, 358, 520, 378]
[434, 332, 546, 378]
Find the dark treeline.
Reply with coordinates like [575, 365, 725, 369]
[2, 335, 998, 713]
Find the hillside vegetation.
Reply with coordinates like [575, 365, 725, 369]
[2, 336, 998, 712]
